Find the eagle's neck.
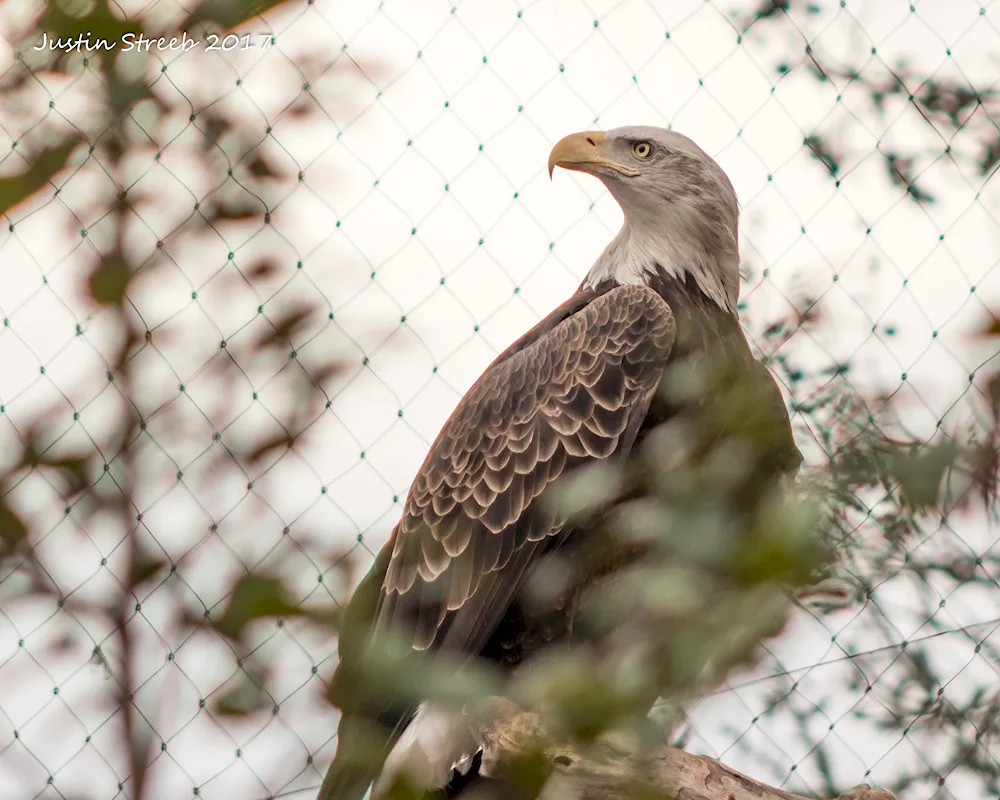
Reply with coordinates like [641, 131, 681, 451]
[582, 216, 739, 315]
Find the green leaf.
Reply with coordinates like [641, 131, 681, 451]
[0, 139, 80, 216]
[886, 440, 958, 512]
[255, 304, 315, 350]
[330, 631, 500, 720]
[0, 501, 27, 555]
[247, 432, 295, 465]
[980, 319, 1000, 337]
[988, 372, 1000, 419]
[212, 574, 300, 641]
[183, 0, 294, 30]
[87, 254, 132, 306]
[42, 456, 90, 495]
[37, 0, 141, 44]
[130, 549, 166, 587]
[214, 672, 271, 716]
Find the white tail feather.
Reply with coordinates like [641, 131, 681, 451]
[372, 702, 479, 797]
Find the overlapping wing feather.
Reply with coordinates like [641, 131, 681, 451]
[376, 284, 676, 655]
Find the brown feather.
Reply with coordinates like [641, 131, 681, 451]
[375, 284, 675, 658]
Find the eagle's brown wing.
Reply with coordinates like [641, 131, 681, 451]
[375, 284, 676, 656]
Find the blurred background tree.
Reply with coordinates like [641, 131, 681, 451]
[0, 1, 361, 796]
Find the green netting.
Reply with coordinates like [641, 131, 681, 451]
[2, 0, 1000, 798]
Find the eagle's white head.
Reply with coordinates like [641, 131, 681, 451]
[548, 125, 740, 314]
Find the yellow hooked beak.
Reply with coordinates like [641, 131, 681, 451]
[547, 131, 640, 179]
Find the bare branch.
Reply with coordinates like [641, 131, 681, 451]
[470, 698, 895, 800]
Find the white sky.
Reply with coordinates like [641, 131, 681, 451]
[1, 0, 999, 797]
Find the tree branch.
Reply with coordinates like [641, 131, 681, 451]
[469, 698, 895, 800]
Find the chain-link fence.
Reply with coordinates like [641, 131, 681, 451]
[2, 0, 1000, 797]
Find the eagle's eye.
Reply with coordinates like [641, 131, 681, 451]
[632, 142, 652, 159]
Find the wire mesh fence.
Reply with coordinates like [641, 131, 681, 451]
[2, 0, 1000, 797]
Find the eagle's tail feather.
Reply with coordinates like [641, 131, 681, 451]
[318, 710, 410, 800]
[316, 761, 375, 800]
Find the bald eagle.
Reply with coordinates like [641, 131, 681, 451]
[319, 126, 802, 800]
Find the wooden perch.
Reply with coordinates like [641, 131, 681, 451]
[465, 698, 895, 800]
